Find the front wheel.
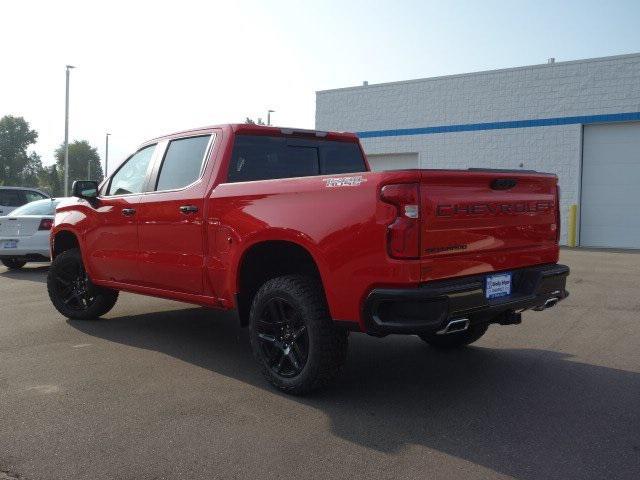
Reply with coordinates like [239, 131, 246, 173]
[419, 323, 489, 349]
[249, 275, 348, 395]
[1, 258, 27, 270]
[47, 248, 118, 320]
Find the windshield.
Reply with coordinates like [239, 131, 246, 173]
[9, 199, 59, 216]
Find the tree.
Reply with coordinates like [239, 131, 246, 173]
[37, 164, 63, 197]
[22, 152, 45, 187]
[54, 140, 104, 190]
[245, 117, 265, 125]
[0, 115, 40, 186]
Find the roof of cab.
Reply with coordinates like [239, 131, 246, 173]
[0, 186, 50, 195]
[145, 124, 359, 144]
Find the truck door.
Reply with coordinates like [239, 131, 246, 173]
[135, 134, 214, 295]
[86, 144, 157, 284]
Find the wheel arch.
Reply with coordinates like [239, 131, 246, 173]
[51, 229, 81, 259]
[235, 239, 326, 327]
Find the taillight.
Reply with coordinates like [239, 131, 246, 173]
[555, 185, 561, 244]
[380, 183, 420, 259]
[39, 218, 53, 231]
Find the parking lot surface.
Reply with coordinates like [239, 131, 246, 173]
[1, 249, 639, 480]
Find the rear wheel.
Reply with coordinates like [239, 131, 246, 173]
[419, 323, 489, 349]
[47, 248, 118, 320]
[249, 275, 348, 395]
[1, 258, 27, 270]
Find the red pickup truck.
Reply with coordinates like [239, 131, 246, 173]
[47, 124, 569, 394]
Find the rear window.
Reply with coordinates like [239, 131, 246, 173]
[10, 199, 58, 216]
[227, 135, 366, 183]
[0, 190, 24, 207]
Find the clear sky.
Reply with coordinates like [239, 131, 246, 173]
[3, 0, 640, 171]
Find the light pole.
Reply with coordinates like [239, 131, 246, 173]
[105, 133, 111, 177]
[64, 65, 75, 196]
[267, 109, 275, 126]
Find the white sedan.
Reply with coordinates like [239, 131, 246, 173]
[0, 198, 64, 270]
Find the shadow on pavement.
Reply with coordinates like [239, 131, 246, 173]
[0, 264, 49, 284]
[69, 307, 640, 480]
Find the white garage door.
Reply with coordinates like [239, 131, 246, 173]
[581, 122, 640, 248]
[366, 153, 419, 171]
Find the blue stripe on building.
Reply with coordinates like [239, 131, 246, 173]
[356, 112, 640, 138]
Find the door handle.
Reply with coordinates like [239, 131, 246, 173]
[179, 205, 198, 214]
[121, 208, 136, 216]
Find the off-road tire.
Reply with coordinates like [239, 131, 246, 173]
[47, 248, 118, 320]
[249, 274, 348, 395]
[419, 323, 489, 349]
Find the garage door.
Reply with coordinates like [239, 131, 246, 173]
[366, 153, 419, 171]
[581, 122, 640, 248]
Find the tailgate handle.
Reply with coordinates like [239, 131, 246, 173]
[491, 178, 517, 190]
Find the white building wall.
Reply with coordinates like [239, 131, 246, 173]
[316, 53, 640, 244]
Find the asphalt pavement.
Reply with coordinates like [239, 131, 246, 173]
[1, 249, 639, 480]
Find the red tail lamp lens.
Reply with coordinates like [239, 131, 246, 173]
[39, 218, 53, 231]
[380, 183, 420, 259]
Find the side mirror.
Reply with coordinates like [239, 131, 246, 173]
[72, 180, 99, 201]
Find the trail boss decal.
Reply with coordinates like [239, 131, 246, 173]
[323, 176, 367, 188]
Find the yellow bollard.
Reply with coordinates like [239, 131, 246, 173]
[567, 204, 577, 247]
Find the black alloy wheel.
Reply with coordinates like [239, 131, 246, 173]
[51, 254, 97, 312]
[255, 297, 309, 378]
[248, 275, 348, 395]
[47, 248, 118, 320]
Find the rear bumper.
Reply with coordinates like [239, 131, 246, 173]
[0, 234, 51, 261]
[363, 263, 569, 335]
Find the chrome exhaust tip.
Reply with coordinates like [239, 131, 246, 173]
[436, 318, 470, 335]
[534, 296, 560, 311]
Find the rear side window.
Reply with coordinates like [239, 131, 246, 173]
[156, 135, 211, 191]
[227, 135, 366, 182]
[0, 190, 24, 207]
[108, 145, 156, 196]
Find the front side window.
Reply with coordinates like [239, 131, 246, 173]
[156, 135, 211, 191]
[25, 191, 48, 203]
[107, 145, 156, 196]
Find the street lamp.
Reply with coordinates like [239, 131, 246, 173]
[105, 133, 111, 177]
[63, 65, 75, 196]
[267, 109, 275, 126]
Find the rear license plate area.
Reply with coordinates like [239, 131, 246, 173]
[2, 240, 18, 249]
[485, 273, 512, 299]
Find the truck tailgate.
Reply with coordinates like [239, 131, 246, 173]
[419, 170, 559, 280]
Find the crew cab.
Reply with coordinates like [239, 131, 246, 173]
[47, 124, 569, 394]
